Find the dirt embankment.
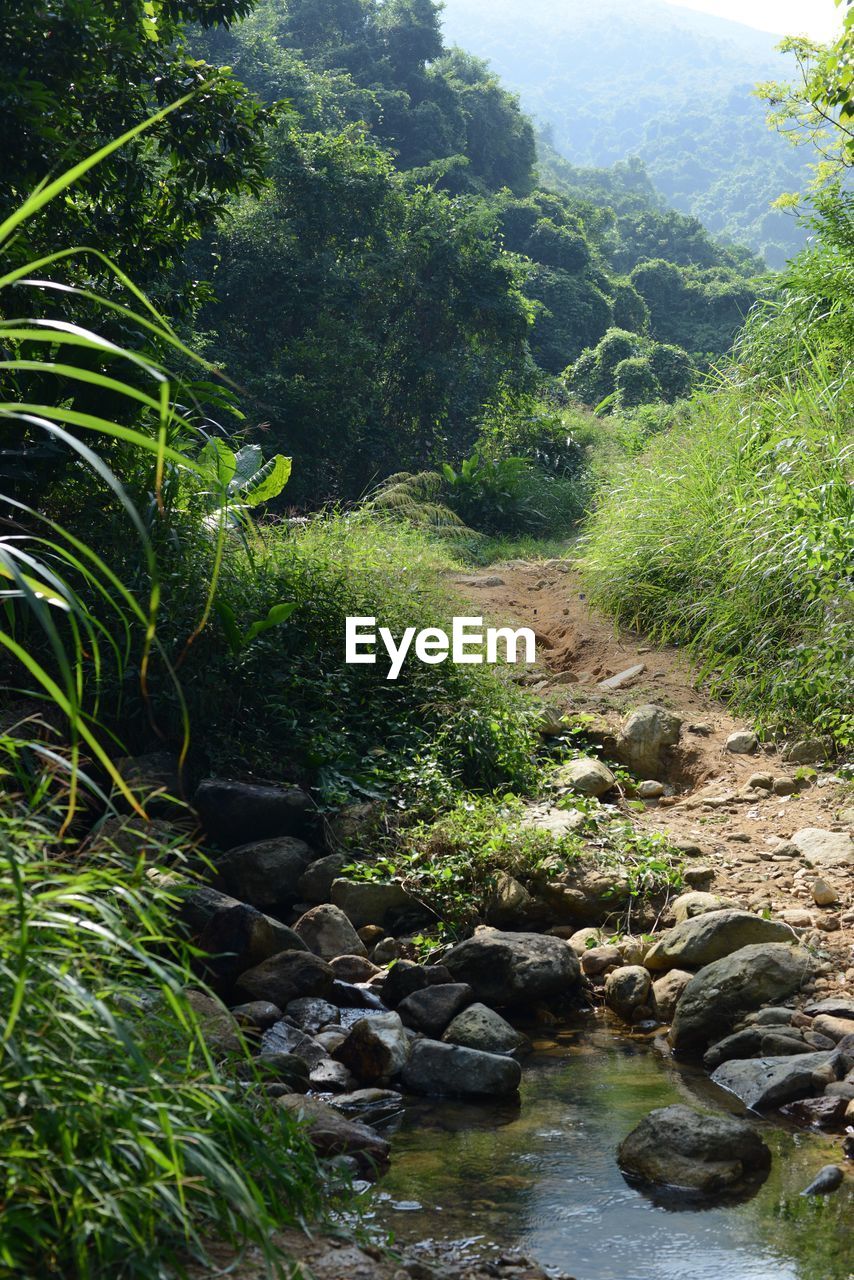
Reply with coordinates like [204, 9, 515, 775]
[453, 558, 853, 983]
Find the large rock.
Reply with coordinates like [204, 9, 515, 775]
[293, 903, 367, 959]
[651, 969, 693, 1022]
[703, 1027, 811, 1071]
[401, 1039, 522, 1098]
[604, 966, 652, 1020]
[790, 828, 853, 870]
[442, 929, 580, 1007]
[285, 997, 340, 1034]
[214, 838, 313, 914]
[617, 1105, 770, 1193]
[194, 778, 311, 847]
[804, 997, 854, 1020]
[486, 871, 534, 925]
[616, 704, 683, 779]
[644, 910, 796, 972]
[397, 984, 473, 1037]
[711, 1051, 842, 1110]
[672, 892, 741, 923]
[184, 990, 245, 1055]
[333, 1012, 410, 1084]
[259, 1020, 328, 1069]
[197, 901, 307, 984]
[382, 960, 430, 1008]
[554, 757, 616, 797]
[670, 943, 813, 1054]
[297, 853, 348, 904]
[330, 878, 415, 929]
[442, 1003, 529, 1055]
[235, 950, 334, 1008]
[276, 1095, 390, 1176]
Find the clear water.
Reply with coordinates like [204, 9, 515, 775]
[369, 1014, 853, 1280]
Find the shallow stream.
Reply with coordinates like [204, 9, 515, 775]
[369, 1015, 852, 1280]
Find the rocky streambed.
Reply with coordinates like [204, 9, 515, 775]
[116, 749, 850, 1280]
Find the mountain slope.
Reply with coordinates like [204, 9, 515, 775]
[438, 0, 816, 264]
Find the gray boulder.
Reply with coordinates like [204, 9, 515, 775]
[214, 837, 313, 914]
[293, 903, 367, 959]
[285, 997, 339, 1034]
[790, 828, 853, 870]
[554, 757, 616, 797]
[197, 901, 307, 984]
[276, 1095, 390, 1176]
[711, 1051, 842, 1110]
[401, 1039, 522, 1098]
[194, 778, 311, 847]
[604, 966, 652, 1021]
[618, 1104, 770, 1193]
[330, 878, 415, 929]
[235, 950, 334, 1008]
[442, 928, 580, 1007]
[230, 1000, 282, 1030]
[259, 1020, 328, 1069]
[396, 984, 473, 1037]
[804, 997, 854, 1020]
[442, 1003, 529, 1055]
[703, 1027, 811, 1071]
[329, 954, 381, 983]
[670, 943, 813, 1054]
[333, 1012, 410, 1084]
[616, 704, 682, 778]
[645, 910, 796, 972]
[297, 853, 348, 904]
[671, 892, 740, 923]
[726, 730, 758, 755]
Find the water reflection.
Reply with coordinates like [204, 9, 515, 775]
[371, 1013, 853, 1280]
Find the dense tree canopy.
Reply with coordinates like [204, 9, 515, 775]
[0, 1, 269, 303]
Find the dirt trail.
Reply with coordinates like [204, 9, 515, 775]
[453, 558, 854, 984]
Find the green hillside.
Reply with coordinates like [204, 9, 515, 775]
[439, 0, 819, 265]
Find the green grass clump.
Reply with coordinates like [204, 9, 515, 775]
[153, 513, 543, 805]
[344, 791, 587, 937]
[0, 797, 323, 1279]
[580, 349, 853, 748]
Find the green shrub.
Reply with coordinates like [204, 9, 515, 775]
[614, 355, 661, 407]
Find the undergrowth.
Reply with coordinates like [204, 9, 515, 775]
[0, 796, 323, 1280]
[144, 513, 544, 805]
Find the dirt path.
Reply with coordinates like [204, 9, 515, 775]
[453, 557, 854, 987]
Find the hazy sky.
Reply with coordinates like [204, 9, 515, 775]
[666, 0, 843, 41]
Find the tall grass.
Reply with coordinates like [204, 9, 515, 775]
[581, 348, 853, 747]
[0, 797, 322, 1279]
[1, 115, 326, 1276]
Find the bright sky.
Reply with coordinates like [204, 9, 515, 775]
[666, 0, 843, 41]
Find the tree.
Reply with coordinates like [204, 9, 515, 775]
[435, 50, 536, 195]
[377, 0, 444, 81]
[0, 1, 270, 305]
[757, 1, 854, 199]
[199, 126, 532, 500]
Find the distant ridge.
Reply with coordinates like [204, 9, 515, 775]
[438, 0, 814, 264]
